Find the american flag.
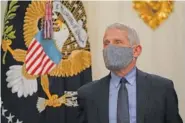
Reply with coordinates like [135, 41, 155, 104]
[25, 38, 56, 76]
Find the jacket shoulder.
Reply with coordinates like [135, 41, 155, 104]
[77, 75, 109, 98]
[146, 71, 173, 87]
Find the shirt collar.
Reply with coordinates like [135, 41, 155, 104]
[111, 67, 136, 87]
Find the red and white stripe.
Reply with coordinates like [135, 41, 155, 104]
[25, 39, 56, 75]
[44, 1, 52, 39]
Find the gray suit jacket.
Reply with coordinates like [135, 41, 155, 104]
[77, 69, 183, 123]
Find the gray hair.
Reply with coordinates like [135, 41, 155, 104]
[106, 23, 140, 45]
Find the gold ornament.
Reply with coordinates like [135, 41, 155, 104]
[23, 1, 45, 47]
[133, 1, 174, 29]
[2, 39, 12, 52]
[12, 49, 27, 62]
[49, 50, 91, 77]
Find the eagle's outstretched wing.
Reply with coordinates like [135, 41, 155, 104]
[6, 65, 38, 98]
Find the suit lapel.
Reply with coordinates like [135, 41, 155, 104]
[136, 69, 149, 123]
[95, 75, 110, 123]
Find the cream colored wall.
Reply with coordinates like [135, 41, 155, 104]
[83, 1, 185, 121]
[1, 1, 185, 121]
[1, 1, 7, 40]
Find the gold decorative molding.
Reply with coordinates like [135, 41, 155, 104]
[133, 1, 174, 29]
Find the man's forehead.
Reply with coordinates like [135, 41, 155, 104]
[104, 28, 128, 38]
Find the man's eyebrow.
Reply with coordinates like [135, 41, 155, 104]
[103, 39, 109, 42]
[114, 39, 121, 41]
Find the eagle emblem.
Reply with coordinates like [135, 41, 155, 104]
[2, 1, 91, 113]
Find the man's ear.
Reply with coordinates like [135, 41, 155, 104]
[133, 45, 142, 58]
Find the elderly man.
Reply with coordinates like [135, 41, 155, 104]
[77, 23, 183, 123]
